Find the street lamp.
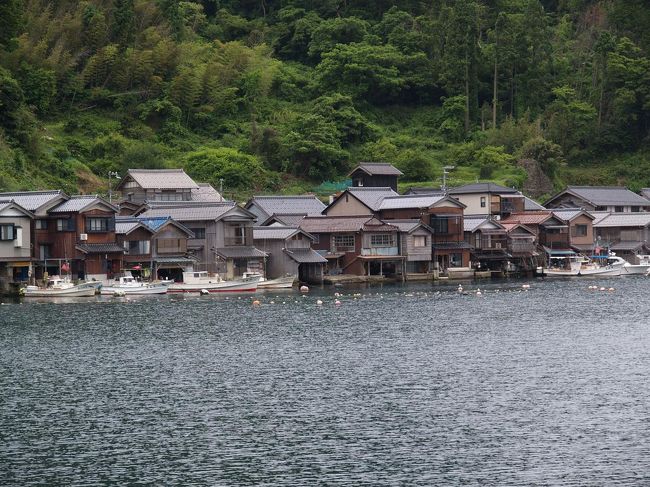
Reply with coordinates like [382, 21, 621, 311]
[441, 166, 455, 192]
[108, 171, 120, 204]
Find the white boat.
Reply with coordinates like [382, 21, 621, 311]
[543, 256, 582, 277]
[23, 276, 99, 297]
[167, 271, 258, 293]
[623, 255, 650, 275]
[100, 275, 168, 295]
[242, 272, 297, 289]
[544, 254, 626, 277]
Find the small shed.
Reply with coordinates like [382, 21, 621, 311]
[348, 163, 403, 192]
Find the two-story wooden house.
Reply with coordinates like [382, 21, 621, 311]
[387, 220, 434, 278]
[323, 187, 398, 216]
[253, 226, 327, 283]
[448, 182, 525, 218]
[138, 201, 267, 279]
[299, 216, 403, 278]
[349, 163, 403, 192]
[116, 169, 199, 205]
[116, 216, 196, 281]
[550, 209, 595, 254]
[0, 201, 34, 291]
[592, 212, 650, 260]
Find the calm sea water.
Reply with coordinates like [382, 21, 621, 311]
[1, 277, 650, 485]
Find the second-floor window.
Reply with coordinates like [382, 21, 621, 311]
[56, 218, 75, 232]
[370, 234, 394, 247]
[430, 216, 449, 235]
[157, 238, 185, 253]
[86, 217, 112, 232]
[190, 228, 205, 239]
[124, 240, 151, 255]
[414, 235, 427, 247]
[334, 234, 355, 251]
[480, 196, 486, 208]
[615, 206, 624, 212]
[0, 224, 15, 240]
[35, 219, 48, 230]
[574, 224, 588, 237]
[226, 224, 246, 245]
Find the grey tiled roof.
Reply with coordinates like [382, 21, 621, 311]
[299, 216, 397, 233]
[386, 219, 432, 234]
[551, 209, 593, 222]
[464, 216, 491, 232]
[50, 195, 116, 213]
[139, 203, 237, 222]
[253, 226, 301, 240]
[610, 241, 645, 251]
[593, 212, 650, 227]
[215, 246, 267, 258]
[261, 213, 307, 226]
[191, 183, 224, 202]
[350, 162, 403, 176]
[246, 195, 326, 220]
[556, 186, 650, 207]
[346, 187, 399, 211]
[124, 169, 199, 190]
[448, 183, 519, 195]
[0, 190, 65, 211]
[76, 243, 125, 254]
[590, 211, 610, 225]
[379, 194, 447, 210]
[115, 221, 142, 235]
[524, 197, 546, 211]
[404, 187, 446, 195]
[283, 248, 328, 263]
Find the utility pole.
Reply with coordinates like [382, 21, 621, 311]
[441, 166, 455, 192]
[219, 178, 224, 202]
[108, 171, 120, 204]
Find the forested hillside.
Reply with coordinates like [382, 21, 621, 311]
[2, 0, 650, 199]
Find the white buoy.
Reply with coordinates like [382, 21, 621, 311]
[200, 289, 209, 295]
[476, 288, 482, 296]
[608, 287, 615, 292]
[300, 285, 309, 293]
[600, 287, 606, 291]
[522, 284, 530, 289]
[334, 292, 340, 297]
[316, 299, 323, 305]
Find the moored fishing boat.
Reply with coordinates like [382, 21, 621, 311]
[544, 254, 626, 277]
[167, 271, 258, 293]
[623, 255, 650, 275]
[242, 272, 296, 289]
[23, 276, 100, 297]
[100, 275, 168, 295]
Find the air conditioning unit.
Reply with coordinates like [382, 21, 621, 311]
[494, 242, 502, 249]
[80, 233, 88, 241]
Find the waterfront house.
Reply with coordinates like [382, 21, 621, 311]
[323, 187, 398, 216]
[245, 195, 326, 224]
[0, 202, 34, 291]
[349, 163, 402, 191]
[544, 186, 650, 212]
[448, 182, 524, 218]
[592, 212, 650, 261]
[37, 195, 124, 281]
[387, 219, 434, 278]
[138, 201, 266, 278]
[116, 168, 199, 205]
[116, 216, 196, 281]
[253, 226, 327, 283]
[550, 209, 595, 254]
[464, 216, 509, 270]
[299, 216, 403, 277]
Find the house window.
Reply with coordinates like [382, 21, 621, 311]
[632, 206, 640, 212]
[39, 244, 52, 260]
[0, 224, 15, 240]
[614, 206, 624, 212]
[371, 234, 394, 247]
[414, 235, 427, 247]
[158, 192, 183, 201]
[291, 233, 303, 240]
[575, 224, 588, 237]
[480, 196, 486, 208]
[595, 206, 607, 211]
[475, 233, 481, 248]
[430, 216, 449, 235]
[124, 240, 150, 255]
[35, 219, 48, 230]
[190, 228, 205, 239]
[334, 234, 355, 251]
[56, 218, 75, 232]
[157, 238, 184, 253]
[123, 180, 138, 189]
[86, 217, 110, 232]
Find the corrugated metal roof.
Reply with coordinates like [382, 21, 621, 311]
[0, 190, 65, 211]
[448, 183, 519, 195]
[125, 169, 199, 190]
[191, 183, 224, 202]
[246, 195, 325, 219]
[215, 246, 267, 258]
[346, 187, 398, 211]
[299, 216, 397, 233]
[50, 195, 116, 213]
[283, 248, 328, 263]
[379, 194, 446, 210]
[139, 203, 237, 222]
[559, 186, 650, 206]
[593, 213, 650, 227]
[350, 162, 403, 176]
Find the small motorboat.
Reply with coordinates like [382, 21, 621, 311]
[100, 274, 168, 295]
[623, 255, 650, 275]
[23, 276, 100, 297]
[242, 272, 297, 289]
[167, 271, 258, 293]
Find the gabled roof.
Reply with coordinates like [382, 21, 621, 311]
[115, 216, 195, 237]
[0, 190, 67, 212]
[378, 194, 465, 211]
[544, 186, 650, 207]
[501, 211, 555, 226]
[138, 202, 246, 222]
[283, 248, 328, 263]
[324, 187, 399, 214]
[385, 219, 433, 234]
[524, 197, 546, 211]
[500, 222, 536, 235]
[592, 212, 650, 228]
[260, 213, 307, 226]
[404, 187, 446, 196]
[118, 169, 199, 190]
[0, 201, 34, 219]
[191, 183, 223, 202]
[245, 195, 326, 221]
[115, 220, 147, 235]
[349, 162, 403, 177]
[253, 226, 314, 241]
[551, 208, 594, 222]
[299, 216, 398, 233]
[448, 182, 520, 195]
[215, 246, 267, 259]
[49, 195, 117, 214]
[463, 216, 505, 233]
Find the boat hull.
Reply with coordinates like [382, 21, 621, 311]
[24, 282, 99, 297]
[100, 285, 168, 295]
[623, 264, 650, 275]
[167, 280, 258, 293]
[258, 276, 296, 289]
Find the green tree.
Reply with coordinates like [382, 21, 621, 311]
[184, 147, 267, 189]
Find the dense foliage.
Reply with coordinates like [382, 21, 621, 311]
[2, 0, 650, 198]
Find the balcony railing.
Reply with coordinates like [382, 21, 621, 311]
[361, 246, 399, 256]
